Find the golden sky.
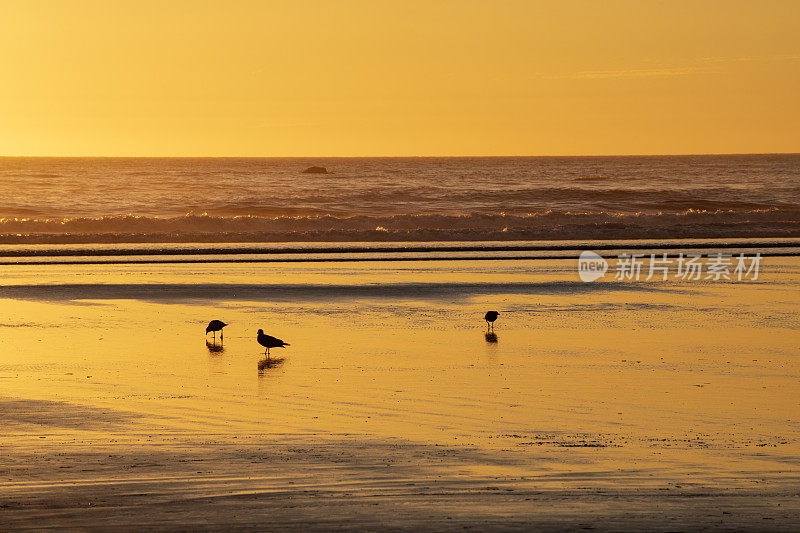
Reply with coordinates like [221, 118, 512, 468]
[1, 0, 798, 156]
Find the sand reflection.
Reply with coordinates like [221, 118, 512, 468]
[206, 339, 224, 354]
[258, 357, 286, 374]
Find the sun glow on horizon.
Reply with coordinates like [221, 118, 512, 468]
[1, 0, 798, 157]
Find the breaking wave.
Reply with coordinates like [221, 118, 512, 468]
[1, 208, 798, 244]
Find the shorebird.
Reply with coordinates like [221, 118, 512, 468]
[484, 311, 499, 331]
[206, 320, 227, 341]
[257, 329, 289, 357]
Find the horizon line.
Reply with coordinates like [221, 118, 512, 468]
[1, 151, 798, 159]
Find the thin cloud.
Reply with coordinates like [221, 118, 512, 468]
[541, 67, 714, 80]
[539, 54, 799, 81]
[700, 53, 800, 63]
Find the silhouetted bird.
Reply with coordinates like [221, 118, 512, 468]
[206, 320, 227, 341]
[257, 329, 289, 357]
[484, 311, 499, 330]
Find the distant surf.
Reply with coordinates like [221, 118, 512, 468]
[0, 208, 798, 244]
[0, 155, 797, 244]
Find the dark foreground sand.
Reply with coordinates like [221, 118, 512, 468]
[2, 400, 799, 532]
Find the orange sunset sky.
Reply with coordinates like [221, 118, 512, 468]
[1, 0, 798, 156]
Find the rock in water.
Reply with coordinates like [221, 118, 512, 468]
[302, 166, 328, 174]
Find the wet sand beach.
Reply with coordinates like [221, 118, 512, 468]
[1, 255, 799, 530]
[4, 0, 800, 527]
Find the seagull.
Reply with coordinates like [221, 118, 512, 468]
[206, 320, 227, 341]
[484, 311, 499, 331]
[257, 329, 289, 357]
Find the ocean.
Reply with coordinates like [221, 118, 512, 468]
[2, 157, 800, 528]
[0, 154, 798, 245]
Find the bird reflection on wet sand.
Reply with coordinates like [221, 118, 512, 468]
[484, 332, 498, 343]
[258, 357, 285, 373]
[206, 339, 224, 353]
